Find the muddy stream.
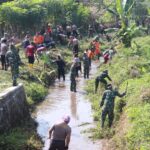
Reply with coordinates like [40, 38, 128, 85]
[33, 62, 102, 150]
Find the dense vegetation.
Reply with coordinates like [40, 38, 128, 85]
[0, 0, 91, 36]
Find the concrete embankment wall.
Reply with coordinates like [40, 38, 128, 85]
[0, 84, 30, 133]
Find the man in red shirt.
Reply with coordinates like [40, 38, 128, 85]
[26, 42, 36, 68]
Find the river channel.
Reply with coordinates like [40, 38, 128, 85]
[33, 62, 102, 150]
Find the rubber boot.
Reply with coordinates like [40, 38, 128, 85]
[13, 80, 17, 86]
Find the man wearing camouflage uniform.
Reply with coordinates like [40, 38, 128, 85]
[83, 52, 90, 79]
[100, 84, 126, 128]
[70, 62, 77, 92]
[95, 70, 112, 93]
[6, 44, 21, 86]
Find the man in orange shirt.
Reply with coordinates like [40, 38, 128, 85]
[86, 49, 94, 67]
[33, 32, 44, 45]
[33, 33, 39, 44]
[93, 39, 101, 60]
[38, 34, 44, 44]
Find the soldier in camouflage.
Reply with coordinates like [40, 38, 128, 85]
[100, 84, 126, 128]
[95, 70, 112, 93]
[70, 62, 77, 92]
[6, 44, 21, 86]
[83, 52, 90, 79]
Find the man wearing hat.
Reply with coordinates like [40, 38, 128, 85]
[100, 84, 126, 128]
[95, 70, 112, 93]
[49, 115, 71, 150]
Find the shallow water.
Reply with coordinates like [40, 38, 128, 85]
[33, 62, 102, 150]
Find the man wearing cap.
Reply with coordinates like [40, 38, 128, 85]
[100, 84, 126, 128]
[49, 115, 71, 150]
[95, 70, 112, 93]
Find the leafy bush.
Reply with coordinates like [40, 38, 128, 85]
[25, 83, 47, 103]
[132, 36, 150, 59]
[0, 120, 43, 150]
[40, 70, 56, 87]
[126, 104, 150, 150]
[117, 24, 142, 47]
[0, 0, 47, 33]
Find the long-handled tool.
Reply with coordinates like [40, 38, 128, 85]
[125, 81, 128, 94]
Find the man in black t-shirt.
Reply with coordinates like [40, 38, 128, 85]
[54, 55, 66, 81]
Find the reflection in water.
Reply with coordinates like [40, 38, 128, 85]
[70, 93, 78, 119]
[33, 62, 102, 150]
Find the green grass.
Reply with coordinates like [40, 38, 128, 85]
[0, 119, 43, 150]
[25, 82, 48, 104]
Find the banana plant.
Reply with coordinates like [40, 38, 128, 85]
[116, 0, 135, 28]
[116, 0, 139, 47]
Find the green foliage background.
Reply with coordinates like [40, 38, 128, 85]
[0, 0, 91, 34]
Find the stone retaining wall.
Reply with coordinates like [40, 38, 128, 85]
[0, 84, 30, 133]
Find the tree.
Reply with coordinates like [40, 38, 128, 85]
[116, 0, 135, 28]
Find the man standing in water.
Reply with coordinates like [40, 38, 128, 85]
[70, 62, 77, 92]
[49, 115, 71, 150]
[83, 52, 90, 79]
[53, 55, 66, 82]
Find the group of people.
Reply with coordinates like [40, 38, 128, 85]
[48, 48, 125, 150]
[22, 23, 81, 70]
[0, 23, 82, 87]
